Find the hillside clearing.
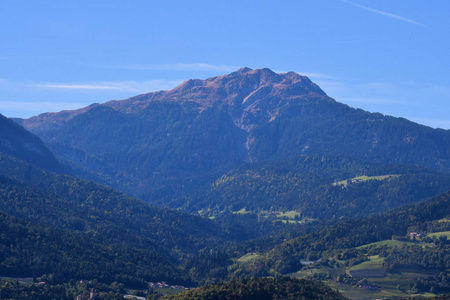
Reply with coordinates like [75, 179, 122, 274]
[237, 253, 260, 263]
[333, 174, 401, 187]
[427, 231, 450, 239]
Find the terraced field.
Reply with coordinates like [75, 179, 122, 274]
[286, 239, 446, 299]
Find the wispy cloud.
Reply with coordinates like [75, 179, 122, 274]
[0, 78, 14, 89]
[0, 101, 84, 113]
[29, 79, 183, 93]
[342, 0, 427, 27]
[356, 82, 397, 90]
[31, 84, 122, 90]
[1, 79, 181, 118]
[339, 97, 402, 104]
[108, 63, 240, 72]
[0, 55, 55, 60]
[273, 70, 337, 80]
[300, 72, 337, 80]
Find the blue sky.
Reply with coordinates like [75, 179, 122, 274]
[1, 0, 449, 129]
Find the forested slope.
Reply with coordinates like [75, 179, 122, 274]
[163, 277, 347, 300]
[178, 155, 450, 219]
[0, 153, 239, 286]
[261, 191, 450, 274]
[0, 210, 184, 286]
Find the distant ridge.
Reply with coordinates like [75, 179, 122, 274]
[0, 113, 63, 172]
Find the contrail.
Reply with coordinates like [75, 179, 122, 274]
[342, 0, 427, 27]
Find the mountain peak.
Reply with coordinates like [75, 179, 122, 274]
[150, 67, 325, 109]
[228, 67, 281, 83]
[235, 67, 252, 73]
[232, 67, 276, 76]
[170, 78, 205, 94]
[217, 68, 325, 93]
[282, 71, 305, 81]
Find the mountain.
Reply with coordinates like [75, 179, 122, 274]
[0, 113, 62, 172]
[15, 68, 450, 207]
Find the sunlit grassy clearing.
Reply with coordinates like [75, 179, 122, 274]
[349, 255, 384, 271]
[333, 174, 401, 187]
[237, 252, 260, 263]
[427, 231, 450, 238]
[355, 239, 414, 249]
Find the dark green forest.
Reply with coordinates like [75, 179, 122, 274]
[178, 154, 450, 219]
[0, 210, 187, 286]
[0, 279, 125, 300]
[163, 277, 347, 300]
[0, 153, 235, 286]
